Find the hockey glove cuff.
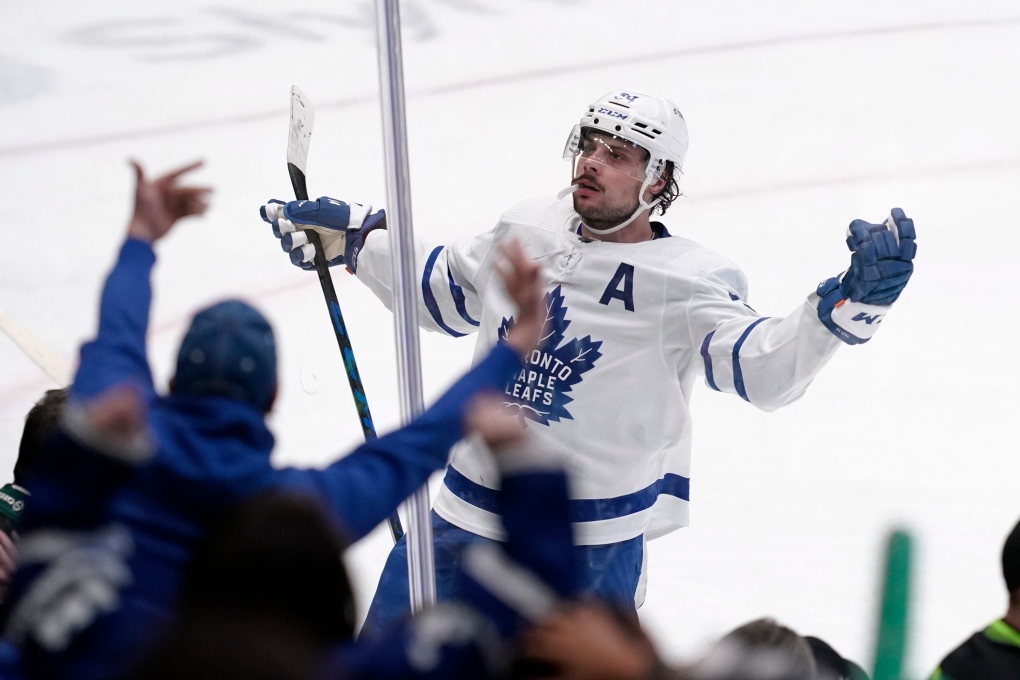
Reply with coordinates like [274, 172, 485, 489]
[343, 209, 387, 274]
[816, 275, 889, 345]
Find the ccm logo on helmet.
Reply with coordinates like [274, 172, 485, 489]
[597, 107, 629, 120]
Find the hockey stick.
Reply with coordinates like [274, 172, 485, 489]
[287, 86, 404, 543]
[0, 310, 72, 385]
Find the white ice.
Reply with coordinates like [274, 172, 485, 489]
[2, 0, 1019, 675]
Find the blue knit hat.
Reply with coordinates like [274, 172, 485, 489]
[174, 300, 277, 411]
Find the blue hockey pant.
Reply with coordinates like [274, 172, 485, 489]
[359, 511, 643, 639]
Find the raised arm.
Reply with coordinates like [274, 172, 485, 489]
[691, 209, 916, 412]
[274, 342, 521, 541]
[688, 275, 843, 412]
[273, 240, 544, 541]
[327, 397, 579, 680]
[73, 161, 210, 402]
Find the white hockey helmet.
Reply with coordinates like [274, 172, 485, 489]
[564, 90, 688, 177]
[561, 90, 689, 234]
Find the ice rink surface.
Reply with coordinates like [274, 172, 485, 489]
[2, 0, 1019, 673]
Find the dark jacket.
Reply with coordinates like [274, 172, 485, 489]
[932, 619, 1020, 680]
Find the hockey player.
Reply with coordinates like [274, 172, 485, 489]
[260, 88, 917, 634]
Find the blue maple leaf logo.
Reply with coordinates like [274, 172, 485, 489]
[498, 286, 603, 425]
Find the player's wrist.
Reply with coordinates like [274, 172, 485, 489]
[126, 217, 157, 244]
[816, 276, 889, 345]
[504, 318, 541, 358]
[343, 209, 387, 274]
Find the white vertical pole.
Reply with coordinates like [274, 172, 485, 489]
[374, 0, 436, 612]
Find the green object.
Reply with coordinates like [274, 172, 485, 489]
[984, 619, 1020, 649]
[0, 482, 29, 532]
[872, 529, 914, 680]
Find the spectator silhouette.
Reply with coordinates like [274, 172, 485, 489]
[931, 517, 1020, 679]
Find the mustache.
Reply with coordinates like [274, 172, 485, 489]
[572, 174, 602, 191]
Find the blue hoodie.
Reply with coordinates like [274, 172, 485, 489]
[2, 238, 522, 680]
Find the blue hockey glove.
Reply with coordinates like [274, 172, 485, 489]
[259, 196, 387, 273]
[842, 208, 916, 305]
[817, 208, 916, 345]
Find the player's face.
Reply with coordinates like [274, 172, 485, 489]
[571, 132, 649, 226]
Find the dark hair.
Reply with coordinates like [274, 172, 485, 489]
[651, 161, 681, 216]
[15, 387, 70, 485]
[126, 615, 319, 680]
[804, 636, 870, 680]
[178, 492, 355, 646]
[1004, 517, 1020, 597]
[694, 618, 817, 680]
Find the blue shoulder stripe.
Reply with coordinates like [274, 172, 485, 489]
[729, 291, 757, 314]
[422, 246, 467, 338]
[700, 330, 720, 391]
[444, 466, 690, 523]
[447, 267, 480, 327]
[732, 317, 770, 402]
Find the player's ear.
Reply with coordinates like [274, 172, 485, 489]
[645, 174, 667, 203]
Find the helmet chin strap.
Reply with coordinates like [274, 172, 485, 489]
[560, 175, 662, 236]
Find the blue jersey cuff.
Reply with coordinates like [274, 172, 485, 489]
[121, 238, 157, 267]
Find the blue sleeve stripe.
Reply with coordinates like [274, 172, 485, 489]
[700, 330, 720, 391]
[732, 317, 771, 402]
[447, 267, 480, 327]
[422, 246, 467, 338]
[443, 466, 690, 523]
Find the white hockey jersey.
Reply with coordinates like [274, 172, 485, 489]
[355, 195, 843, 545]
